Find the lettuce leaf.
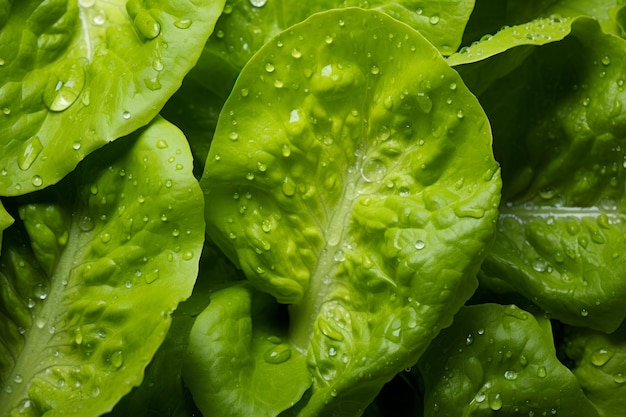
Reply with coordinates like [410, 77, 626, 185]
[0, 0, 224, 196]
[194, 8, 501, 416]
[0, 117, 205, 416]
[454, 16, 626, 332]
[419, 304, 600, 416]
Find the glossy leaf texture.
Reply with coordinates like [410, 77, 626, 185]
[185, 283, 312, 417]
[105, 243, 240, 417]
[564, 321, 626, 417]
[418, 304, 600, 416]
[200, 8, 501, 416]
[0, 200, 13, 250]
[0, 117, 205, 416]
[187, 0, 475, 100]
[460, 0, 626, 50]
[456, 17, 626, 332]
[0, 0, 225, 196]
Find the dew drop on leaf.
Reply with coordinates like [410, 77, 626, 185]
[361, 158, 387, 182]
[110, 350, 124, 368]
[591, 348, 613, 367]
[264, 344, 291, 364]
[18, 136, 43, 170]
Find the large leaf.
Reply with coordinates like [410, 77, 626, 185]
[0, 0, 224, 196]
[419, 304, 600, 416]
[199, 8, 501, 416]
[465, 18, 626, 332]
[0, 117, 205, 416]
[188, 0, 475, 100]
[564, 321, 626, 417]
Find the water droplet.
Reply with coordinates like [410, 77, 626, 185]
[291, 49, 302, 59]
[581, 308, 589, 317]
[249, 0, 267, 7]
[145, 268, 160, 284]
[100, 233, 111, 243]
[414, 240, 425, 250]
[282, 177, 296, 196]
[264, 343, 291, 364]
[537, 366, 547, 378]
[613, 373, 626, 384]
[110, 350, 124, 367]
[93, 9, 106, 25]
[361, 158, 387, 182]
[475, 391, 486, 403]
[31, 175, 43, 187]
[229, 131, 239, 141]
[122, 111, 131, 120]
[44, 61, 87, 111]
[488, 393, 503, 411]
[465, 333, 474, 345]
[325, 35, 334, 44]
[582, 97, 591, 107]
[370, 65, 380, 75]
[281, 144, 291, 157]
[532, 258, 548, 272]
[504, 370, 518, 380]
[591, 348, 614, 367]
[18, 136, 44, 170]
[182, 250, 194, 260]
[174, 18, 192, 29]
[601, 55, 611, 66]
[417, 92, 433, 113]
[429, 15, 440, 25]
[334, 250, 346, 262]
[74, 328, 83, 345]
[33, 282, 48, 300]
[456, 109, 464, 119]
[265, 62, 275, 73]
[78, 216, 95, 232]
[133, 10, 161, 39]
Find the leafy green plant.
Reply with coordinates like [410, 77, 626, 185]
[1, 0, 626, 416]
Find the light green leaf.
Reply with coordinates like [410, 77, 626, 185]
[0, 117, 205, 416]
[105, 243, 240, 417]
[0, 0, 225, 196]
[460, 0, 626, 53]
[195, 0, 475, 98]
[185, 283, 312, 417]
[0, 200, 13, 250]
[469, 18, 626, 332]
[564, 322, 626, 417]
[419, 304, 600, 417]
[201, 8, 500, 416]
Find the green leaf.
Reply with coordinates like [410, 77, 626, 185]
[196, 0, 475, 98]
[0, 200, 13, 250]
[161, 77, 226, 178]
[184, 283, 312, 417]
[564, 322, 626, 417]
[419, 304, 600, 417]
[0, 0, 225, 196]
[104, 243, 242, 417]
[459, 0, 626, 52]
[0, 116, 205, 416]
[468, 18, 626, 332]
[201, 8, 500, 415]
